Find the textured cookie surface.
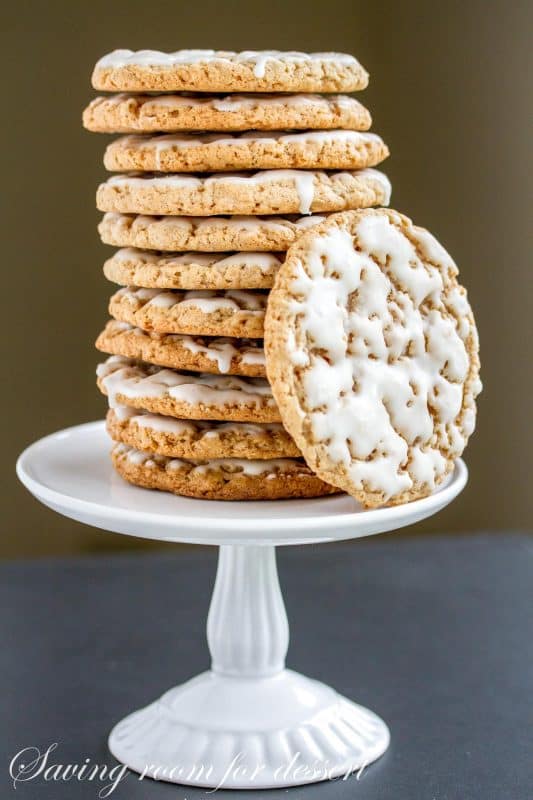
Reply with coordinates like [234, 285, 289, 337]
[83, 93, 372, 134]
[265, 209, 481, 508]
[96, 320, 266, 376]
[107, 408, 298, 459]
[99, 212, 329, 253]
[96, 169, 391, 216]
[92, 50, 368, 93]
[97, 355, 279, 422]
[111, 443, 336, 501]
[104, 131, 389, 173]
[109, 286, 267, 338]
[104, 247, 283, 290]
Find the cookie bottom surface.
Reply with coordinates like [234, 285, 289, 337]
[111, 443, 338, 500]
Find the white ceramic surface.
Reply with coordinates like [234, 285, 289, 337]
[16, 421, 467, 546]
[16, 421, 467, 789]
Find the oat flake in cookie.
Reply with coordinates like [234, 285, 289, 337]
[265, 209, 481, 508]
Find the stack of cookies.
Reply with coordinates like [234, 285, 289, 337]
[84, 49, 391, 500]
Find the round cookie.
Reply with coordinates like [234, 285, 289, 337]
[96, 320, 266, 377]
[99, 213, 329, 253]
[83, 93, 372, 134]
[92, 49, 368, 94]
[97, 355, 280, 422]
[103, 131, 389, 173]
[265, 208, 482, 508]
[109, 286, 267, 338]
[96, 169, 392, 217]
[111, 443, 337, 501]
[106, 408, 299, 459]
[103, 248, 283, 290]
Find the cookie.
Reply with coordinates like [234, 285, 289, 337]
[103, 131, 389, 173]
[109, 286, 267, 338]
[103, 248, 283, 290]
[92, 50, 368, 94]
[83, 93, 372, 134]
[111, 443, 337, 501]
[96, 169, 392, 217]
[265, 208, 481, 508]
[106, 408, 299, 459]
[96, 320, 266, 377]
[99, 212, 329, 253]
[97, 355, 280, 422]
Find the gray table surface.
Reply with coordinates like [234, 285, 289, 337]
[1, 533, 531, 800]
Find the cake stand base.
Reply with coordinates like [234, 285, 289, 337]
[108, 669, 389, 789]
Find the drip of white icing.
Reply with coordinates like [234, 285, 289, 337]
[117, 286, 267, 314]
[103, 321, 265, 374]
[98, 356, 273, 409]
[178, 336, 259, 373]
[104, 169, 389, 215]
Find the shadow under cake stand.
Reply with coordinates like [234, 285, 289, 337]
[17, 420, 467, 789]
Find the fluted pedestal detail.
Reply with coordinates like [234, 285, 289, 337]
[108, 544, 390, 789]
[207, 545, 289, 677]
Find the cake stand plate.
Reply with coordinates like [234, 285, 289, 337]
[17, 421, 467, 789]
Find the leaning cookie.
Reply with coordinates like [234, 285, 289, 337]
[265, 208, 482, 508]
[97, 356, 280, 422]
[108, 286, 267, 338]
[96, 320, 266, 377]
[83, 93, 372, 134]
[92, 49, 368, 94]
[96, 169, 392, 217]
[99, 213, 329, 253]
[111, 443, 337, 501]
[103, 248, 283, 290]
[103, 131, 389, 173]
[106, 408, 299, 459]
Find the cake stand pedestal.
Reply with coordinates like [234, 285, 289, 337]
[17, 421, 467, 790]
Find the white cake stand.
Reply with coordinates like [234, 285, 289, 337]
[17, 421, 467, 790]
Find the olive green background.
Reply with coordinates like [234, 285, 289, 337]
[2, 0, 531, 557]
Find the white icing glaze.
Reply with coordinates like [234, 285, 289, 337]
[115, 442, 307, 477]
[284, 213, 479, 499]
[123, 411, 283, 439]
[104, 169, 389, 215]
[107, 129, 383, 172]
[113, 247, 282, 273]
[211, 93, 346, 111]
[102, 211, 326, 236]
[89, 92, 351, 112]
[133, 413, 198, 435]
[116, 286, 267, 314]
[113, 129, 382, 150]
[98, 356, 273, 409]
[95, 50, 361, 77]
[358, 168, 392, 205]
[102, 320, 265, 374]
[179, 336, 264, 373]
